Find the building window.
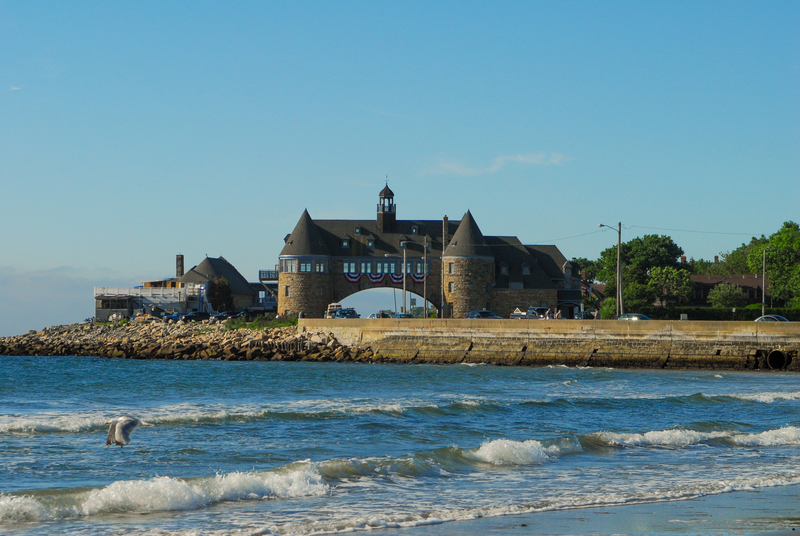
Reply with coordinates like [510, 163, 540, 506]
[416, 262, 424, 274]
[342, 239, 349, 248]
[390, 262, 397, 274]
[284, 259, 297, 273]
[367, 239, 374, 248]
[360, 262, 372, 274]
[411, 226, 418, 234]
[343, 262, 357, 274]
[355, 227, 361, 234]
[315, 261, 326, 273]
[500, 264, 508, 276]
[285, 286, 290, 297]
[448, 262, 454, 274]
[522, 264, 531, 275]
[299, 261, 313, 272]
[448, 282, 454, 293]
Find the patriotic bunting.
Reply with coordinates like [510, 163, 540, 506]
[344, 273, 362, 283]
[389, 273, 404, 284]
[411, 273, 427, 284]
[368, 273, 386, 283]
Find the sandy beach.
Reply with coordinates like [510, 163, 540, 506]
[407, 485, 800, 535]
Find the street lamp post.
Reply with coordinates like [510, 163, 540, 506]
[762, 245, 770, 317]
[386, 240, 410, 314]
[423, 242, 428, 319]
[599, 222, 624, 317]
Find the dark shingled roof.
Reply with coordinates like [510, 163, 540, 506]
[176, 256, 256, 296]
[442, 211, 494, 258]
[526, 245, 571, 281]
[379, 184, 395, 197]
[280, 209, 332, 257]
[486, 236, 556, 289]
[307, 219, 458, 258]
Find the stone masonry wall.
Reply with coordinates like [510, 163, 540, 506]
[278, 273, 332, 318]
[489, 289, 557, 318]
[443, 257, 494, 318]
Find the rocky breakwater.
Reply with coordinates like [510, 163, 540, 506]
[0, 317, 376, 362]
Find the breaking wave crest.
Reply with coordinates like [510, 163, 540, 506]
[589, 426, 800, 448]
[0, 467, 328, 524]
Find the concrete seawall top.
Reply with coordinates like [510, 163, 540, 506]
[299, 318, 800, 347]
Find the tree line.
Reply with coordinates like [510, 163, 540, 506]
[574, 221, 800, 317]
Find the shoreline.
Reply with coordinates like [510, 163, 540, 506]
[1, 318, 799, 371]
[405, 485, 800, 535]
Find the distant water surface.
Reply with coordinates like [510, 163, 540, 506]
[1, 356, 800, 535]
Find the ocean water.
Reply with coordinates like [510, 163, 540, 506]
[1, 356, 800, 535]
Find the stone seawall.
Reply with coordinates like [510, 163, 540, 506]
[299, 319, 800, 371]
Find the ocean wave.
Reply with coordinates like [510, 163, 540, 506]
[589, 425, 800, 448]
[730, 391, 800, 404]
[465, 437, 582, 465]
[0, 467, 328, 524]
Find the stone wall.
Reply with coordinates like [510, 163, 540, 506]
[278, 273, 332, 318]
[299, 319, 800, 371]
[489, 289, 557, 319]
[443, 257, 494, 318]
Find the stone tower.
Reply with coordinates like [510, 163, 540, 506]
[377, 184, 396, 233]
[278, 209, 333, 317]
[442, 211, 495, 318]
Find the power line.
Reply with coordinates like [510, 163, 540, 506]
[628, 225, 762, 237]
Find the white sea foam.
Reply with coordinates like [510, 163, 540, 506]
[731, 426, 800, 447]
[466, 438, 574, 465]
[0, 467, 328, 524]
[733, 391, 800, 403]
[595, 429, 728, 447]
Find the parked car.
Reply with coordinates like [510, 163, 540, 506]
[577, 310, 596, 319]
[617, 313, 650, 321]
[163, 313, 182, 321]
[754, 315, 789, 322]
[465, 310, 503, 319]
[213, 311, 236, 320]
[526, 307, 549, 319]
[394, 313, 414, 319]
[182, 312, 211, 322]
[333, 308, 360, 318]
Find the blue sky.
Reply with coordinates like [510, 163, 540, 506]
[1, 2, 798, 335]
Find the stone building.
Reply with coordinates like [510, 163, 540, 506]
[278, 186, 582, 318]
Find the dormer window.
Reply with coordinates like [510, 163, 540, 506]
[367, 239, 375, 248]
[500, 262, 509, 276]
[342, 239, 350, 248]
[354, 227, 361, 235]
[522, 263, 531, 276]
[411, 226, 418, 235]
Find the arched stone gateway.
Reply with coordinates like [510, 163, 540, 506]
[277, 187, 582, 318]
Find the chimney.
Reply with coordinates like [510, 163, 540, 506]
[681, 255, 686, 264]
[715, 255, 719, 263]
[176, 254, 184, 278]
[582, 270, 588, 280]
[442, 215, 449, 249]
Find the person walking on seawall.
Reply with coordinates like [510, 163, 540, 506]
[556, 310, 563, 319]
[545, 308, 552, 319]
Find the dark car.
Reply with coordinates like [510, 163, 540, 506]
[754, 315, 789, 322]
[394, 313, 414, 319]
[213, 311, 236, 320]
[163, 313, 182, 321]
[334, 308, 360, 318]
[617, 313, 650, 321]
[465, 310, 503, 319]
[182, 312, 210, 322]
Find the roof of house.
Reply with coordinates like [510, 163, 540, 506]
[485, 236, 555, 289]
[176, 256, 256, 296]
[690, 274, 768, 290]
[442, 211, 494, 258]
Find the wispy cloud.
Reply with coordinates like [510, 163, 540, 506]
[9, 86, 22, 91]
[422, 152, 569, 177]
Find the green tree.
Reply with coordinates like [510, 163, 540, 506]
[706, 282, 748, 309]
[572, 257, 600, 282]
[747, 222, 800, 306]
[596, 234, 684, 310]
[207, 277, 233, 312]
[647, 267, 694, 307]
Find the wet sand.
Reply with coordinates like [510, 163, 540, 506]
[402, 485, 800, 535]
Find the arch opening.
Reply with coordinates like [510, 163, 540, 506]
[339, 288, 439, 319]
[767, 350, 788, 370]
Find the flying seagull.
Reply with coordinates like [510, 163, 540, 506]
[105, 416, 150, 447]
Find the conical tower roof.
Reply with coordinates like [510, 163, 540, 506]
[442, 210, 494, 258]
[379, 184, 395, 198]
[280, 209, 331, 256]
